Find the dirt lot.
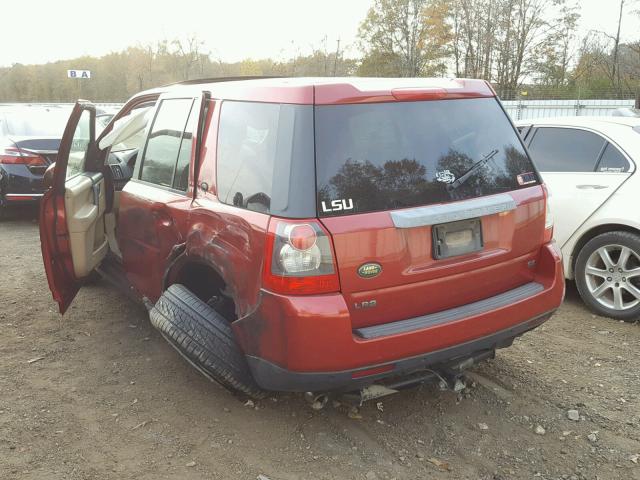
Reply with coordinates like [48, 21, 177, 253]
[1, 209, 639, 480]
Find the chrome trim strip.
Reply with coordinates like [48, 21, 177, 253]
[5, 193, 44, 199]
[390, 193, 516, 228]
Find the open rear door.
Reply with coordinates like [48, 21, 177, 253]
[40, 101, 103, 314]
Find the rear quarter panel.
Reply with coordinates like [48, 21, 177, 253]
[185, 196, 269, 318]
[185, 107, 269, 350]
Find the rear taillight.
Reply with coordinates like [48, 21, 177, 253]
[0, 146, 46, 166]
[263, 219, 340, 295]
[542, 184, 554, 243]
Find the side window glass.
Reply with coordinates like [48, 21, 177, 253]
[173, 104, 198, 191]
[217, 101, 280, 213]
[528, 127, 605, 172]
[67, 110, 91, 179]
[598, 143, 629, 173]
[140, 98, 193, 188]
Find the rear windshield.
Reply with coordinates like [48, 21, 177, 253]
[2, 108, 71, 137]
[315, 98, 539, 217]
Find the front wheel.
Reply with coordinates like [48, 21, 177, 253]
[575, 231, 640, 321]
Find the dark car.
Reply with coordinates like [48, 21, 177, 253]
[39, 77, 564, 400]
[0, 105, 70, 214]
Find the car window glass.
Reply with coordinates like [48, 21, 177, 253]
[528, 127, 605, 172]
[597, 143, 629, 173]
[140, 98, 193, 188]
[5, 108, 71, 137]
[315, 98, 538, 216]
[173, 104, 197, 191]
[217, 101, 280, 213]
[66, 110, 91, 179]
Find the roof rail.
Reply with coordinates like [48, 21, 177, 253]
[163, 76, 282, 87]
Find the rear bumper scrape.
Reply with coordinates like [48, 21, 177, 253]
[247, 310, 553, 392]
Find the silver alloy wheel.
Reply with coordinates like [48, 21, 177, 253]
[584, 244, 640, 310]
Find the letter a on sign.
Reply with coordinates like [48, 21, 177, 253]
[67, 70, 91, 79]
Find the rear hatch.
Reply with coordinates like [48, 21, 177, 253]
[315, 97, 546, 329]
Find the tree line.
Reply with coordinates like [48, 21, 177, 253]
[1, 0, 639, 102]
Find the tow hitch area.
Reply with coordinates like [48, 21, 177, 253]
[306, 349, 496, 408]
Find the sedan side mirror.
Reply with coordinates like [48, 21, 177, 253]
[43, 162, 56, 189]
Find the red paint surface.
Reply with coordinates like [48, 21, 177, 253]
[39, 189, 78, 314]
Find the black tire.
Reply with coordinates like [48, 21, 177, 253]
[575, 231, 640, 322]
[150, 284, 265, 399]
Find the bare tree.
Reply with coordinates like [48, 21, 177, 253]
[172, 36, 205, 80]
[450, 0, 578, 94]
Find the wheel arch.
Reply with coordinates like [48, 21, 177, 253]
[568, 223, 640, 279]
[163, 249, 235, 317]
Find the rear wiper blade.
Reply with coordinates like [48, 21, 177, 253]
[447, 149, 499, 192]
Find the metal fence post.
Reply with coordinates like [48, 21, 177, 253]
[516, 99, 523, 120]
[575, 87, 582, 116]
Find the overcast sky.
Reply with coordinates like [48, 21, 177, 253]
[1, 0, 639, 68]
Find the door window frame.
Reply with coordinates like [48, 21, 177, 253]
[131, 92, 203, 196]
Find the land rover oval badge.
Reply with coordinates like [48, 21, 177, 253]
[357, 262, 382, 279]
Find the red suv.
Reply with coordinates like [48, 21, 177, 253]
[40, 77, 564, 399]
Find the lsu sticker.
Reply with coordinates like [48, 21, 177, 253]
[321, 198, 354, 213]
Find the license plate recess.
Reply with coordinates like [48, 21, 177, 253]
[432, 218, 483, 260]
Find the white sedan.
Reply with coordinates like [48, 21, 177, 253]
[516, 116, 640, 320]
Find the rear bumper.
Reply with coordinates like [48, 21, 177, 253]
[0, 165, 46, 206]
[235, 242, 564, 392]
[246, 310, 553, 392]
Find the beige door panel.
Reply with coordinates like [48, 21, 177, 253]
[64, 174, 109, 278]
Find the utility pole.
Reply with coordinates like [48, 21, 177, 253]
[323, 35, 328, 76]
[612, 0, 625, 95]
[333, 38, 341, 77]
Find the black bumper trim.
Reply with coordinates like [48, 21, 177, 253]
[246, 310, 554, 392]
[355, 282, 544, 339]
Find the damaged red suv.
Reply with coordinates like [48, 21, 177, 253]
[40, 77, 564, 399]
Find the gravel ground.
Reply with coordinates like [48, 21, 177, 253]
[1, 208, 639, 480]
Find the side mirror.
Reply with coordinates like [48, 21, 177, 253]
[43, 162, 56, 189]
